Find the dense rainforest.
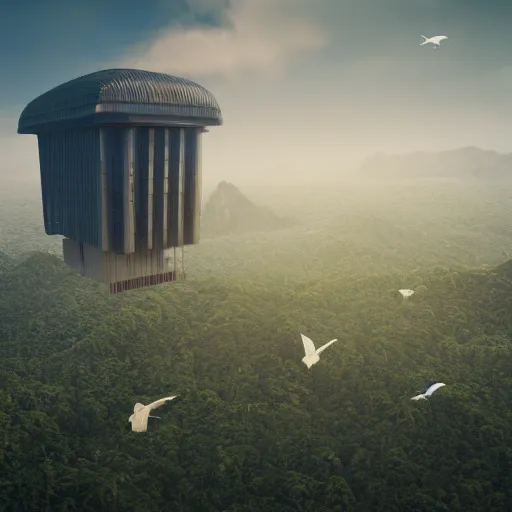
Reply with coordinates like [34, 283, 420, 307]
[1, 173, 512, 510]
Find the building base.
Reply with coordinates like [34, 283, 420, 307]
[62, 238, 185, 293]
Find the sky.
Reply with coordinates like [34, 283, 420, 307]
[2, 0, 512, 186]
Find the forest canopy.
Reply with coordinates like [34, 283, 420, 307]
[1, 175, 512, 511]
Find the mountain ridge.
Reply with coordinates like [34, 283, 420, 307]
[201, 180, 296, 237]
[359, 146, 512, 179]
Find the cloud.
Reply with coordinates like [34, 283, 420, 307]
[0, 0, 331, 191]
[120, 0, 327, 79]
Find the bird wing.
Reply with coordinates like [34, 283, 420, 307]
[148, 395, 178, 411]
[411, 394, 425, 400]
[425, 382, 446, 396]
[130, 408, 151, 432]
[300, 333, 317, 357]
[316, 339, 338, 355]
[133, 402, 145, 413]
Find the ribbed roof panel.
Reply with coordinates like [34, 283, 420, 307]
[18, 69, 222, 133]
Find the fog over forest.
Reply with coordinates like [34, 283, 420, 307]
[2, 143, 512, 510]
[3, 0, 512, 509]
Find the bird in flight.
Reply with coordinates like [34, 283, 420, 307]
[420, 35, 448, 50]
[128, 396, 178, 432]
[411, 382, 446, 401]
[399, 289, 415, 299]
[300, 333, 337, 369]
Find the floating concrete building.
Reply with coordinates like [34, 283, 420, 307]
[18, 69, 222, 293]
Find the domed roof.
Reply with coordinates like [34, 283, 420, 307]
[18, 68, 222, 133]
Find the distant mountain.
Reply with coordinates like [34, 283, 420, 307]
[494, 258, 512, 276]
[201, 181, 295, 237]
[359, 147, 512, 180]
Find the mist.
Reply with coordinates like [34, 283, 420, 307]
[4, 3, 512, 510]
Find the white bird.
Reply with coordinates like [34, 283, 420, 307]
[300, 333, 337, 369]
[420, 35, 448, 50]
[399, 289, 415, 298]
[411, 382, 446, 401]
[128, 396, 178, 432]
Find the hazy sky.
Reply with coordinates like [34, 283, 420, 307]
[2, 0, 512, 185]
